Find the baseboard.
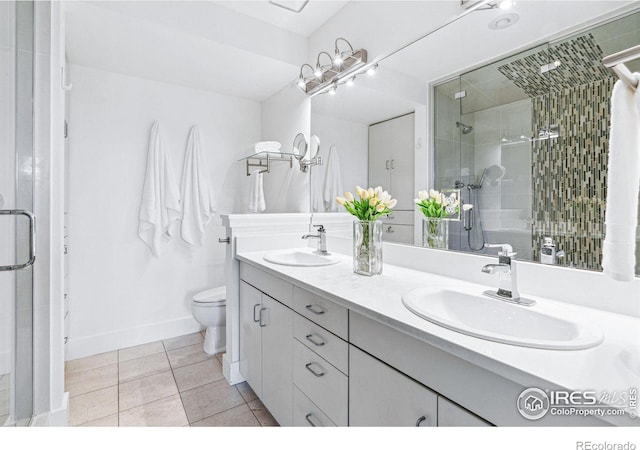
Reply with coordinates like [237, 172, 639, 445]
[222, 355, 245, 386]
[66, 316, 202, 360]
[45, 392, 69, 427]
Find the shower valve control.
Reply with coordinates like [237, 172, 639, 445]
[540, 237, 565, 265]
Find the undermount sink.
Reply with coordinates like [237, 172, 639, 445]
[402, 286, 603, 350]
[263, 248, 341, 267]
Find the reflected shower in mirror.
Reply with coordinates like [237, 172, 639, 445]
[309, 2, 640, 276]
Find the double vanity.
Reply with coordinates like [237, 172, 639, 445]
[228, 228, 639, 427]
[219, 210, 639, 427]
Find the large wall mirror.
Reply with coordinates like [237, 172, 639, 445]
[309, 1, 640, 276]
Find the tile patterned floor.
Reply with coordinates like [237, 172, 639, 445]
[66, 331, 278, 427]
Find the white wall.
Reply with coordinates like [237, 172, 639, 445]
[66, 64, 261, 359]
[310, 113, 368, 212]
[260, 83, 311, 214]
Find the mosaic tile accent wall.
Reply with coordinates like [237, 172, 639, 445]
[498, 34, 611, 96]
[530, 77, 614, 271]
[499, 33, 620, 271]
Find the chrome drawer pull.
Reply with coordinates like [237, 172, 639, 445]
[305, 333, 325, 347]
[305, 413, 320, 427]
[415, 415, 427, 427]
[259, 307, 268, 327]
[305, 304, 325, 315]
[253, 304, 261, 323]
[305, 362, 325, 377]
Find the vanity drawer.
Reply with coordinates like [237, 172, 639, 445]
[293, 340, 348, 426]
[240, 262, 293, 307]
[294, 313, 348, 375]
[293, 386, 336, 427]
[293, 286, 348, 340]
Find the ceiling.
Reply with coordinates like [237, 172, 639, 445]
[65, 1, 640, 106]
[213, 1, 349, 37]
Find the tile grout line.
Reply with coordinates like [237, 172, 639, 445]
[163, 340, 191, 427]
[117, 350, 120, 427]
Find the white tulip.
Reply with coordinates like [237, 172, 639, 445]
[429, 189, 440, 200]
[345, 191, 354, 202]
[336, 196, 346, 206]
[376, 204, 385, 212]
[387, 199, 397, 209]
[418, 190, 429, 201]
[355, 186, 365, 198]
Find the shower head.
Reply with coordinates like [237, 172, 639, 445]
[456, 121, 473, 134]
[478, 164, 506, 187]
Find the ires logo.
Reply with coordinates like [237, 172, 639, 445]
[549, 390, 598, 406]
[517, 388, 637, 421]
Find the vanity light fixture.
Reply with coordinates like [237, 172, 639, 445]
[297, 64, 314, 88]
[315, 51, 333, 79]
[297, 37, 369, 97]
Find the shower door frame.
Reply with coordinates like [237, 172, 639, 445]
[1, 0, 36, 426]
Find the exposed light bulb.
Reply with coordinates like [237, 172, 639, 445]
[297, 77, 306, 89]
[329, 86, 337, 95]
[334, 52, 343, 66]
[367, 64, 377, 76]
[498, 0, 514, 10]
[346, 77, 355, 87]
[314, 64, 323, 79]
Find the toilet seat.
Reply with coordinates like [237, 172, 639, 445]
[193, 286, 226, 304]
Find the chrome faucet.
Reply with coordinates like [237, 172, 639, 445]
[481, 243, 535, 306]
[302, 224, 328, 255]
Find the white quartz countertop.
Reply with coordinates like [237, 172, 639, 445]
[236, 249, 640, 424]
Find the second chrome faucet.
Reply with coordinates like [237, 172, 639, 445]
[302, 224, 328, 255]
[481, 243, 535, 306]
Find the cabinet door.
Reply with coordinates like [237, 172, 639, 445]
[349, 345, 437, 426]
[368, 121, 390, 192]
[239, 281, 262, 398]
[389, 113, 415, 209]
[261, 294, 293, 426]
[438, 396, 492, 427]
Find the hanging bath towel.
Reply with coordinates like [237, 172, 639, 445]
[602, 75, 640, 281]
[323, 145, 344, 212]
[248, 169, 266, 213]
[138, 121, 181, 257]
[180, 126, 216, 246]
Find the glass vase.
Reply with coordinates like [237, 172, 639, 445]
[353, 220, 383, 276]
[422, 218, 449, 249]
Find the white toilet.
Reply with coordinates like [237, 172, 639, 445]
[191, 286, 226, 355]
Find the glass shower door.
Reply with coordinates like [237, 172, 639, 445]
[1, 0, 35, 426]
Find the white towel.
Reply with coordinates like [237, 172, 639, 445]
[248, 169, 266, 213]
[255, 141, 281, 153]
[180, 126, 216, 246]
[138, 121, 181, 257]
[323, 145, 343, 212]
[602, 76, 640, 281]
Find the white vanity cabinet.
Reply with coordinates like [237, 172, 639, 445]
[349, 345, 437, 426]
[438, 396, 491, 427]
[291, 287, 349, 426]
[238, 261, 493, 427]
[239, 277, 293, 426]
